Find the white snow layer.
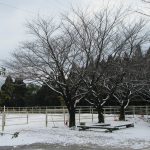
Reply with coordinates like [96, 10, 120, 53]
[0, 113, 150, 149]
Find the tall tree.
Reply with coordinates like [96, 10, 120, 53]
[6, 17, 84, 127]
[13, 77, 27, 107]
[35, 84, 61, 106]
[63, 8, 149, 123]
[25, 84, 40, 106]
[0, 76, 14, 106]
[113, 82, 141, 121]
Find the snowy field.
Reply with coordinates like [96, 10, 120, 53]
[0, 113, 150, 150]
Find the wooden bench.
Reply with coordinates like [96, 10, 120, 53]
[114, 123, 134, 128]
[93, 123, 110, 127]
[77, 123, 134, 132]
[77, 125, 119, 132]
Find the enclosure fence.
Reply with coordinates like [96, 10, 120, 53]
[0, 106, 150, 131]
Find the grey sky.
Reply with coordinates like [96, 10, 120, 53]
[0, 0, 148, 64]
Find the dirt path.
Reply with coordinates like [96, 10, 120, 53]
[1, 143, 149, 150]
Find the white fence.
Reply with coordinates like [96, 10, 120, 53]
[0, 106, 150, 131]
[0, 106, 149, 115]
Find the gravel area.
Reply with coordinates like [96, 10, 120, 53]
[1, 143, 150, 150]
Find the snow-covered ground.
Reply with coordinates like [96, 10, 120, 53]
[0, 113, 150, 149]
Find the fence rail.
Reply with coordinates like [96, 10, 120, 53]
[1, 106, 149, 114]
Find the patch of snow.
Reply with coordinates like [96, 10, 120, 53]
[0, 113, 150, 149]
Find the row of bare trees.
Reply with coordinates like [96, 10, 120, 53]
[5, 8, 150, 127]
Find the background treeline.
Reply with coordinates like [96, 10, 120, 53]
[0, 44, 150, 107]
[0, 77, 62, 107]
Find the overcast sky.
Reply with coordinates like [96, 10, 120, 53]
[0, 0, 149, 64]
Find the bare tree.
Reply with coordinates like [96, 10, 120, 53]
[112, 45, 149, 121]
[135, 0, 150, 17]
[121, 19, 149, 57]
[113, 82, 142, 121]
[142, 0, 150, 2]
[62, 7, 138, 123]
[5, 17, 86, 127]
[137, 48, 150, 104]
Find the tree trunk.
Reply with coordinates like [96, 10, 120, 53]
[119, 105, 125, 121]
[68, 107, 76, 127]
[97, 107, 104, 123]
[63, 94, 76, 128]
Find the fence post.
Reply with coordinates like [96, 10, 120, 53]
[4, 113, 6, 127]
[3, 106, 6, 126]
[63, 107, 65, 125]
[27, 111, 29, 124]
[133, 106, 135, 118]
[90, 106, 91, 114]
[79, 109, 80, 123]
[113, 108, 115, 118]
[45, 109, 48, 127]
[92, 108, 93, 122]
[2, 112, 5, 132]
[110, 106, 111, 114]
[146, 106, 148, 119]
